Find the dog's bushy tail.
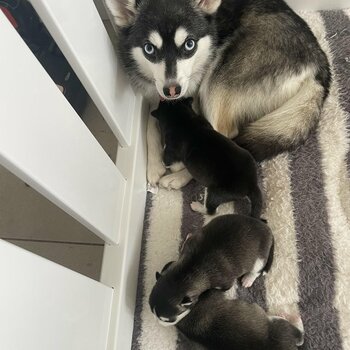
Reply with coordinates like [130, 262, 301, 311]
[236, 78, 326, 161]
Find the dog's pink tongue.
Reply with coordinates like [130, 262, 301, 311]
[169, 86, 176, 97]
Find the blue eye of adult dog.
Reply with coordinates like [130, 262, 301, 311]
[184, 39, 196, 51]
[144, 43, 155, 55]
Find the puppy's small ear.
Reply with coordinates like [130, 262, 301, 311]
[105, 0, 138, 27]
[193, 0, 222, 14]
[151, 109, 160, 119]
[184, 97, 194, 106]
[161, 261, 175, 273]
[155, 261, 175, 280]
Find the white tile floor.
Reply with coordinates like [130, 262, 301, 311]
[0, 97, 118, 280]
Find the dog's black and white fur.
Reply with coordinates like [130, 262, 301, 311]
[106, 0, 330, 189]
[149, 214, 274, 324]
[151, 98, 263, 217]
[176, 289, 304, 350]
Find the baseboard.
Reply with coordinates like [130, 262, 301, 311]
[100, 94, 148, 350]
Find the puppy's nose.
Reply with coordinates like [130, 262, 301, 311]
[163, 85, 181, 98]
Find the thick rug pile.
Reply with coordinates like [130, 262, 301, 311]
[132, 10, 350, 350]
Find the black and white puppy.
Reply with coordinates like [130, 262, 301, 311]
[151, 98, 263, 217]
[149, 214, 274, 325]
[176, 289, 304, 350]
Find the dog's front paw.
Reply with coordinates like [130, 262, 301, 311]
[190, 201, 207, 214]
[159, 169, 192, 190]
[169, 162, 185, 173]
[147, 160, 166, 186]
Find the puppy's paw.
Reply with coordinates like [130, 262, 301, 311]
[147, 183, 159, 194]
[241, 273, 259, 288]
[147, 160, 166, 186]
[159, 170, 192, 190]
[190, 201, 207, 214]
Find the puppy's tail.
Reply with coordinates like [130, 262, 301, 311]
[236, 77, 327, 161]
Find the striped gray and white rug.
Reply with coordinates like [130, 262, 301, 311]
[132, 10, 350, 350]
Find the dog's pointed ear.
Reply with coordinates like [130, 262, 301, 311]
[105, 0, 138, 27]
[193, 0, 222, 14]
[155, 261, 175, 280]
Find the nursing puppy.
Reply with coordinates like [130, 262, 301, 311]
[176, 289, 304, 350]
[149, 214, 274, 325]
[151, 98, 263, 217]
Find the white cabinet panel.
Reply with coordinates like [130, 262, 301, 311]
[0, 239, 113, 350]
[30, 0, 135, 146]
[0, 12, 125, 244]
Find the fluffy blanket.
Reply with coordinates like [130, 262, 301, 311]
[132, 9, 350, 350]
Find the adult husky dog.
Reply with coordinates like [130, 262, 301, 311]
[106, 0, 330, 189]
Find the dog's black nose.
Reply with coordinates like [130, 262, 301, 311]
[163, 85, 181, 98]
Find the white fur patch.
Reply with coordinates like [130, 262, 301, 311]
[153, 62, 167, 95]
[176, 35, 212, 98]
[159, 316, 170, 322]
[147, 109, 166, 185]
[190, 201, 207, 214]
[268, 315, 287, 321]
[157, 309, 191, 327]
[149, 31, 163, 49]
[132, 47, 167, 97]
[159, 168, 193, 190]
[241, 258, 265, 288]
[174, 27, 188, 47]
[169, 162, 185, 173]
[132, 47, 154, 81]
[147, 97, 166, 186]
